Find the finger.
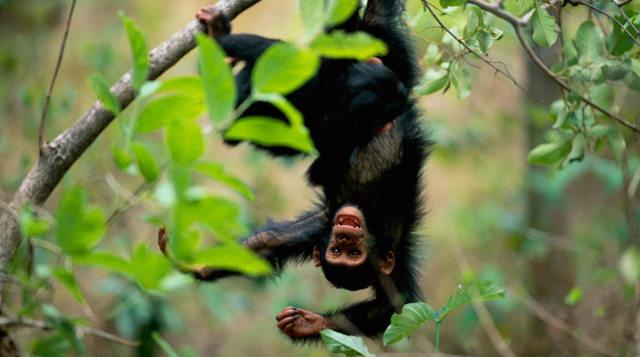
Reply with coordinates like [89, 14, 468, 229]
[365, 57, 383, 65]
[276, 307, 297, 321]
[277, 316, 295, 329]
[294, 307, 313, 316]
[282, 324, 296, 337]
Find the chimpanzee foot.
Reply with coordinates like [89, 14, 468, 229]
[196, 6, 230, 39]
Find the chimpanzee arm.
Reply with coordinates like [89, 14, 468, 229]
[194, 205, 330, 281]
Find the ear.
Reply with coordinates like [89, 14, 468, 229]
[379, 251, 395, 275]
[313, 246, 322, 268]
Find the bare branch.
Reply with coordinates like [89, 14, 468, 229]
[0, 0, 262, 308]
[39, 0, 77, 155]
[612, 0, 640, 37]
[0, 317, 140, 346]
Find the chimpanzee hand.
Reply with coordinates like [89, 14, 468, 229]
[276, 306, 326, 338]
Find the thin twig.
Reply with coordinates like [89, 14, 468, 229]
[39, 0, 77, 155]
[617, 0, 633, 5]
[422, 0, 535, 98]
[578, 0, 640, 47]
[513, 24, 640, 132]
[612, 0, 640, 37]
[0, 317, 140, 346]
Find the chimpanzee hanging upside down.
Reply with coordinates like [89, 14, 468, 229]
[159, 0, 431, 342]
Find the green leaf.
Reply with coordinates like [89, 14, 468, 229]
[602, 53, 632, 80]
[157, 76, 205, 98]
[175, 195, 247, 239]
[623, 58, 640, 92]
[476, 30, 494, 54]
[73, 251, 133, 276]
[253, 92, 304, 128]
[517, 0, 535, 16]
[88, 74, 121, 115]
[166, 120, 205, 165]
[310, 30, 388, 61]
[196, 33, 237, 124]
[414, 68, 448, 95]
[252, 42, 320, 95]
[589, 124, 609, 138]
[606, 129, 626, 165]
[383, 302, 436, 345]
[32, 335, 71, 357]
[152, 332, 181, 357]
[190, 244, 272, 276]
[56, 188, 106, 257]
[325, 0, 359, 27]
[131, 243, 171, 291]
[567, 134, 585, 163]
[466, 9, 480, 34]
[193, 162, 254, 201]
[423, 44, 440, 64]
[320, 329, 375, 357]
[224, 116, 316, 154]
[527, 139, 571, 165]
[119, 12, 149, 91]
[606, 17, 636, 56]
[564, 286, 583, 306]
[136, 95, 206, 133]
[531, 4, 558, 48]
[131, 143, 159, 182]
[575, 20, 603, 63]
[53, 268, 85, 303]
[440, 0, 466, 9]
[19, 207, 50, 237]
[300, 0, 324, 41]
[619, 247, 640, 285]
[111, 143, 132, 170]
[438, 280, 506, 321]
[449, 62, 472, 100]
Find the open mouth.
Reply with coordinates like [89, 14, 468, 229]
[336, 215, 360, 229]
[334, 206, 364, 231]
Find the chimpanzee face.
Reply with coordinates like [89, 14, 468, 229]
[326, 206, 369, 267]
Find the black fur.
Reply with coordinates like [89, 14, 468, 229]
[197, 0, 431, 342]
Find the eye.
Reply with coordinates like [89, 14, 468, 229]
[331, 247, 341, 254]
[350, 249, 361, 256]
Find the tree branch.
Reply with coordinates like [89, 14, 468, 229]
[39, 0, 77, 155]
[612, 0, 640, 38]
[0, 317, 140, 346]
[466, 0, 640, 133]
[0, 0, 261, 307]
[577, 0, 640, 48]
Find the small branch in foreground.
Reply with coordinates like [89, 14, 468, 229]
[422, 0, 535, 98]
[39, 0, 77, 155]
[612, 0, 640, 38]
[0, 317, 140, 346]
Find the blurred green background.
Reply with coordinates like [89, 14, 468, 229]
[1, 0, 639, 356]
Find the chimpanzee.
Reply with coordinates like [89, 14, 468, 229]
[160, 0, 431, 342]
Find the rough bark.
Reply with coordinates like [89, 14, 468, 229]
[0, 0, 261, 306]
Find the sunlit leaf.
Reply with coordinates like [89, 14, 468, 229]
[438, 280, 505, 320]
[56, 188, 106, 257]
[131, 243, 171, 291]
[252, 42, 320, 95]
[517, 0, 535, 16]
[564, 286, 583, 306]
[188, 244, 272, 276]
[88, 74, 121, 115]
[224, 116, 316, 154]
[31, 335, 71, 357]
[136, 95, 206, 133]
[53, 268, 85, 303]
[383, 302, 436, 345]
[449, 62, 472, 100]
[19, 206, 50, 237]
[300, 0, 324, 41]
[166, 120, 205, 165]
[253, 92, 304, 128]
[73, 251, 133, 276]
[131, 143, 159, 182]
[325, 0, 359, 27]
[310, 30, 388, 61]
[175, 195, 247, 239]
[566, 134, 585, 163]
[111, 143, 132, 170]
[193, 162, 254, 201]
[440, 0, 466, 9]
[320, 329, 375, 357]
[119, 11, 149, 91]
[531, 4, 558, 48]
[157, 76, 205, 98]
[196, 33, 236, 124]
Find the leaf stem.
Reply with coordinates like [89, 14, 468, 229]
[435, 320, 441, 357]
